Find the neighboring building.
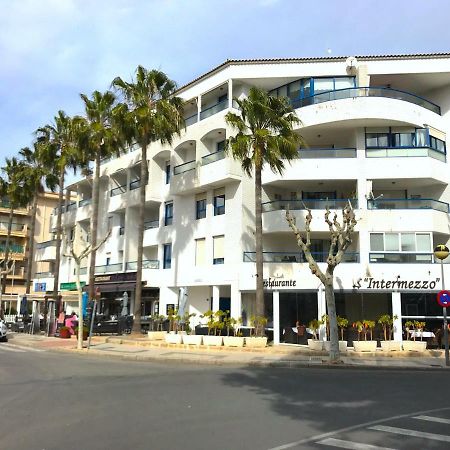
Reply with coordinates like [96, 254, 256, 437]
[36, 53, 450, 344]
[0, 192, 59, 297]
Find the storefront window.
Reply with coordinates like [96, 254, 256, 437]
[370, 233, 383, 251]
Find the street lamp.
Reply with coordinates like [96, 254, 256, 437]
[434, 244, 449, 367]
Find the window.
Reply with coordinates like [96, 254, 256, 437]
[216, 140, 225, 152]
[195, 238, 206, 266]
[163, 243, 172, 269]
[165, 161, 171, 184]
[366, 133, 389, 148]
[164, 202, 173, 226]
[106, 257, 111, 266]
[107, 216, 113, 233]
[218, 94, 228, 104]
[196, 195, 206, 219]
[214, 188, 225, 216]
[213, 235, 224, 264]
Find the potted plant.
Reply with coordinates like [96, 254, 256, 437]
[322, 314, 348, 352]
[378, 314, 401, 351]
[182, 312, 203, 346]
[164, 308, 183, 344]
[202, 310, 224, 346]
[307, 319, 323, 351]
[148, 314, 167, 341]
[403, 320, 427, 351]
[74, 325, 89, 340]
[245, 315, 268, 348]
[223, 316, 245, 347]
[59, 326, 71, 339]
[353, 320, 377, 352]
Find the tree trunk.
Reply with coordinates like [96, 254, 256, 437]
[25, 193, 39, 294]
[324, 280, 340, 362]
[75, 255, 83, 350]
[2, 207, 14, 296]
[53, 167, 65, 304]
[88, 153, 101, 302]
[254, 163, 264, 318]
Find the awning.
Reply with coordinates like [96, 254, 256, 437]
[84, 282, 138, 293]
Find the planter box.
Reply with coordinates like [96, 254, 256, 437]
[353, 341, 377, 352]
[165, 333, 183, 345]
[223, 336, 245, 347]
[202, 335, 223, 346]
[403, 340, 427, 352]
[324, 341, 348, 352]
[147, 331, 166, 341]
[245, 337, 268, 348]
[307, 339, 323, 351]
[183, 335, 203, 346]
[380, 341, 402, 351]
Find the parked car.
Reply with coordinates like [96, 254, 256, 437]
[0, 320, 8, 342]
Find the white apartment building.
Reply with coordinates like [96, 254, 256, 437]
[34, 53, 450, 344]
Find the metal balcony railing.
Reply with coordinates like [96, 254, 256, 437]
[125, 260, 159, 271]
[262, 198, 358, 212]
[243, 251, 359, 263]
[129, 179, 141, 190]
[110, 185, 127, 197]
[200, 99, 228, 120]
[144, 219, 159, 230]
[368, 198, 449, 213]
[201, 150, 226, 166]
[298, 148, 357, 158]
[174, 160, 196, 175]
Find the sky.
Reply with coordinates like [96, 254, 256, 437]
[1, 0, 449, 167]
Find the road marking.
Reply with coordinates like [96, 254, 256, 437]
[316, 438, 396, 449]
[413, 415, 450, 425]
[369, 425, 450, 442]
[0, 343, 45, 352]
[0, 345, 26, 353]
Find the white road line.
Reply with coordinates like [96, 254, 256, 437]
[0, 344, 45, 352]
[316, 437, 396, 449]
[0, 345, 26, 353]
[369, 425, 450, 443]
[413, 415, 450, 425]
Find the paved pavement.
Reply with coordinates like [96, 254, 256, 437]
[5, 332, 450, 370]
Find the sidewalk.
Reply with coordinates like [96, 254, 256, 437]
[6, 332, 449, 370]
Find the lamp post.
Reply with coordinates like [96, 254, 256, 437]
[434, 244, 449, 367]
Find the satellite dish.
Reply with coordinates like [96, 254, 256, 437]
[345, 56, 358, 69]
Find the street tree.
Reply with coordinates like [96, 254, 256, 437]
[225, 87, 303, 318]
[285, 203, 357, 362]
[112, 67, 184, 333]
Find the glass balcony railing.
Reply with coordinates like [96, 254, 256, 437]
[125, 260, 159, 271]
[110, 185, 127, 197]
[144, 219, 159, 230]
[66, 202, 77, 211]
[243, 251, 359, 263]
[201, 150, 225, 166]
[35, 271, 54, 278]
[368, 198, 449, 213]
[0, 222, 26, 232]
[291, 87, 441, 115]
[369, 253, 433, 263]
[366, 147, 446, 162]
[262, 198, 357, 212]
[129, 179, 141, 190]
[200, 99, 228, 120]
[36, 240, 57, 249]
[79, 267, 88, 275]
[95, 263, 123, 274]
[185, 114, 198, 127]
[174, 160, 196, 175]
[78, 198, 92, 207]
[298, 148, 357, 158]
[0, 244, 25, 254]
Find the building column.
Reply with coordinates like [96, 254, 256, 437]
[317, 286, 327, 340]
[273, 290, 280, 345]
[212, 285, 220, 311]
[197, 94, 201, 122]
[392, 291, 402, 342]
[230, 284, 241, 319]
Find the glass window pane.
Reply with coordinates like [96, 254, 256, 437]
[302, 79, 311, 97]
[415, 129, 428, 147]
[366, 134, 378, 147]
[314, 78, 334, 94]
[370, 233, 384, 251]
[334, 77, 354, 90]
[377, 134, 389, 147]
[385, 233, 399, 251]
[278, 85, 287, 98]
[288, 81, 300, 100]
[401, 233, 415, 251]
[416, 233, 431, 252]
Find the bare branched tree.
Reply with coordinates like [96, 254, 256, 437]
[286, 202, 357, 362]
[63, 225, 110, 350]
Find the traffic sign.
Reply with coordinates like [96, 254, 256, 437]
[437, 290, 450, 307]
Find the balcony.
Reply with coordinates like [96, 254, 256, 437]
[366, 146, 445, 162]
[125, 260, 159, 271]
[262, 199, 358, 212]
[66, 201, 77, 212]
[185, 114, 198, 127]
[35, 271, 54, 278]
[94, 263, 123, 274]
[79, 198, 92, 207]
[174, 160, 196, 175]
[368, 198, 448, 213]
[298, 148, 356, 159]
[243, 251, 359, 263]
[200, 99, 228, 120]
[144, 219, 159, 230]
[291, 87, 440, 115]
[35, 240, 56, 261]
[129, 179, 141, 191]
[36, 240, 57, 249]
[110, 184, 127, 197]
[369, 253, 433, 263]
[202, 150, 225, 166]
[0, 222, 27, 235]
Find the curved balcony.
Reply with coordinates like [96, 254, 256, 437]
[174, 160, 196, 175]
[298, 148, 356, 159]
[262, 198, 357, 212]
[367, 198, 449, 213]
[291, 87, 440, 115]
[243, 251, 359, 263]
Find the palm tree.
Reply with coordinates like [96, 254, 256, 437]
[225, 87, 303, 318]
[112, 67, 184, 333]
[36, 111, 80, 305]
[78, 90, 125, 302]
[18, 142, 58, 294]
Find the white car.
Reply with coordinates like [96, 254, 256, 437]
[0, 320, 8, 342]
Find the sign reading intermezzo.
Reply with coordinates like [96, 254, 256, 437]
[353, 276, 440, 290]
[263, 278, 297, 289]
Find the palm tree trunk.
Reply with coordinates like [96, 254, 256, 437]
[1, 207, 14, 295]
[25, 193, 39, 294]
[324, 277, 340, 362]
[53, 167, 64, 305]
[132, 144, 147, 334]
[254, 163, 264, 319]
[88, 153, 101, 302]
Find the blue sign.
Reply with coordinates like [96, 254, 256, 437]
[437, 290, 450, 307]
[82, 292, 88, 315]
[34, 282, 47, 292]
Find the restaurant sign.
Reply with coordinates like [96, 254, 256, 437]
[263, 277, 297, 289]
[353, 276, 440, 290]
[94, 272, 137, 284]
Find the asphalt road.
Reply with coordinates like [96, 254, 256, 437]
[1, 343, 450, 450]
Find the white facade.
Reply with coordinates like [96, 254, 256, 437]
[34, 53, 450, 344]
